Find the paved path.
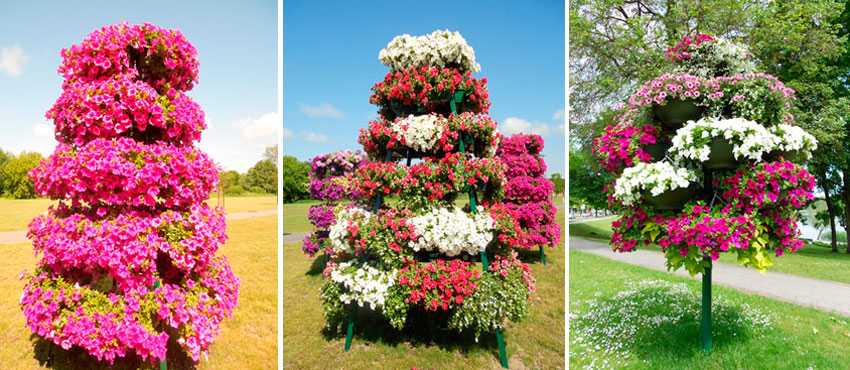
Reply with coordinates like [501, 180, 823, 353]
[0, 209, 277, 245]
[569, 214, 617, 224]
[572, 237, 850, 317]
[282, 231, 309, 244]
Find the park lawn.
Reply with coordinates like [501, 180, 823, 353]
[0, 215, 277, 369]
[0, 198, 54, 231]
[205, 194, 277, 213]
[282, 204, 566, 369]
[569, 249, 850, 369]
[570, 217, 850, 285]
[282, 199, 320, 234]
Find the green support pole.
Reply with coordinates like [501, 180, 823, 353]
[539, 246, 547, 265]
[154, 279, 167, 370]
[496, 329, 508, 368]
[346, 149, 393, 352]
[345, 308, 354, 352]
[701, 257, 712, 353]
[454, 92, 508, 369]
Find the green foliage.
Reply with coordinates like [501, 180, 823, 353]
[243, 159, 277, 194]
[569, 0, 755, 144]
[320, 280, 346, 332]
[447, 271, 530, 340]
[281, 155, 309, 203]
[0, 151, 43, 199]
[220, 170, 246, 195]
[568, 147, 610, 209]
[550, 173, 565, 195]
[383, 284, 409, 330]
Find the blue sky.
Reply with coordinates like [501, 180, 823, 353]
[283, 0, 566, 175]
[0, 0, 277, 172]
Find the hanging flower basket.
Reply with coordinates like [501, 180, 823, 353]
[653, 99, 702, 129]
[704, 138, 737, 170]
[646, 185, 698, 210]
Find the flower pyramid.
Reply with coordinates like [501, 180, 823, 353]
[593, 33, 817, 274]
[302, 150, 366, 256]
[321, 30, 534, 365]
[497, 134, 561, 256]
[20, 23, 239, 365]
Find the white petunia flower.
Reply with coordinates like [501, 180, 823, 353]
[669, 117, 780, 163]
[379, 30, 480, 72]
[613, 162, 698, 206]
[392, 114, 445, 153]
[408, 206, 495, 256]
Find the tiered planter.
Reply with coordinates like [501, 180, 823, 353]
[302, 151, 366, 257]
[20, 23, 238, 367]
[497, 134, 561, 263]
[599, 33, 817, 354]
[321, 31, 533, 369]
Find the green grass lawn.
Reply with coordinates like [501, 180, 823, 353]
[282, 199, 319, 234]
[570, 217, 850, 285]
[0, 215, 277, 369]
[0, 195, 276, 233]
[283, 203, 566, 369]
[569, 249, 850, 369]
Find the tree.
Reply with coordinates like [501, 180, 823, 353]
[749, 0, 850, 252]
[570, 0, 757, 144]
[243, 159, 277, 194]
[280, 155, 309, 202]
[568, 147, 611, 211]
[263, 145, 279, 165]
[550, 173, 565, 195]
[0, 151, 43, 199]
[220, 170, 245, 195]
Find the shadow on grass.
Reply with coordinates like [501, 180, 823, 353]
[322, 306, 501, 360]
[516, 247, 549, 265]
[30, 329, 194, 370]
[626, 308, 760, 360]
[305, 253, 329, 276]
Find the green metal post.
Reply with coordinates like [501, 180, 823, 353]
[701, 257, 712, 353]
[345, 308, 354, 351]
[539, 246, 547, 265]
[454, 92, 508, 368]
[496, 329, 508, 368]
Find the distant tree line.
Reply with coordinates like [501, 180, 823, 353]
[220, 146, 278, 196]
[0, 149, 43, 199]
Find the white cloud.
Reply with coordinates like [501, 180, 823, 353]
[501, 117, 551, 136]
[0, 46, 29, 77]
[236, 112, 280, 141]
[282, 127, 294, 140]
[32, 122, 52, 137]
[553, 109, 565, 122]
[303, 131, 329, 143]
[300, 103, 344, 119]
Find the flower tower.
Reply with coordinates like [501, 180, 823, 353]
[497, 134, 561, 263]
[321, 30, 534, 368]
[20, 23, 239, 366]
[302, 150, 366, 257]
[593, 34, 817, 351]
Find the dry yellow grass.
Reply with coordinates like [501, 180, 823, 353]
[0, 212, 277, 369]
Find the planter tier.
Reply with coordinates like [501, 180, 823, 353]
[646, 185, 699, 210]
[653, 99, 703, 130]
[705, 138, 738, 170]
